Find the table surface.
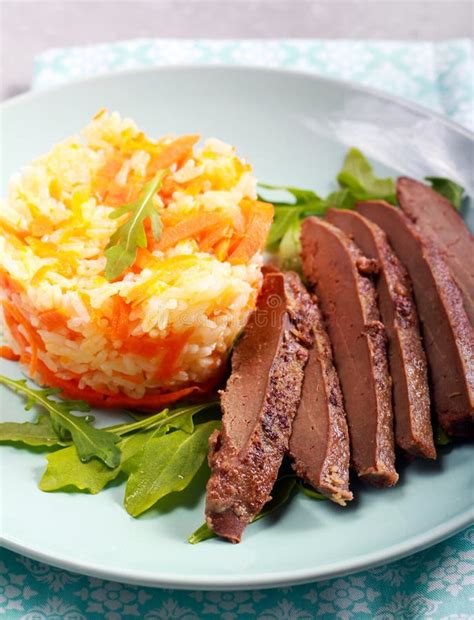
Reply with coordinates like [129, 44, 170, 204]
[1, 0, 474, 101]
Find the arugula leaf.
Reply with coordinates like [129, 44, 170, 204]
[298, 482, 328, 500]
[39, 430, 156, 494]
[278, 216, 302, 273]
[188, 476, 297, 544]
[104, 171, 165, 281]
[337, 148, 396, 203]
[0, 413, 68, 448]
[425, 177, 465, 210]
[0, 376, 120, 468]
[435, 424, 453, 447]
[108, 402, 217, 438]
[259, 183, 323, 205]
[38, 403, 219, 493]
[266, 206, 304, 248]
[324, 188, 355, 210]
[259, 184, 325, 250]
[125, 420, 220, 517]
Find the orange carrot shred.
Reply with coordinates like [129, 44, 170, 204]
[148, 135, 200, 175]
[228, 199, 274, 264]
[0, 346, 20, 361]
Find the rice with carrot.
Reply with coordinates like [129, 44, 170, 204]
[0, 111, 273, 408]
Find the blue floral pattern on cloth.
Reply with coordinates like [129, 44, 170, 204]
[1, 527, 473, 619]
[2, 39, 472, 619]
[33, 39, 473, 129]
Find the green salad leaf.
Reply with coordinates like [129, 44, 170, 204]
[259, 183, 326, 250]
[259, 183, 323, 206]
[278, 216, 302, 273]
[125, 420, 220, 517]
[104, 171, 165, 281]
[188, 475, 297, 544]
[39, 430, 156, 494]
[426, 176, 465, 210]
[337, 148, 396, 203]
[37, 403, 219, 493]
[260, 148, 397, 271]
[0, 376, 120, 468]
[0, 413, 68, 448]
[298, 483, 328, 500]
[323, 188, 355, 210]
[435, 424, 453, 447]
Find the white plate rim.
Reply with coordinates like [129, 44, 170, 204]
[1, 64, 473, 590]
[2, 63, 473, 141]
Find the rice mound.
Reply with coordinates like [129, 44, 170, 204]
[0, 111, 272, 407]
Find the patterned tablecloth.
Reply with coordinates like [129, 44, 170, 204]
[1, 39, 473, 619]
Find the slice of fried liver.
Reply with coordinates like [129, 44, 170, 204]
[357, 201, 474, 437]
[205, 271, 314, 543]
[327, 208, 435, 459]
[397, 177, 474, 325]
[301, 217, 398, 487]
[289, 293, 352, 504]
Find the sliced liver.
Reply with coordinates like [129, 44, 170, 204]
[289, 293, 353, 503]
[397, 177, 474, 325]
[357, 201, 474, 437]
[327, 208, 435, 459]
[301, 217, 398, 487]
[205, 271, 314, 543]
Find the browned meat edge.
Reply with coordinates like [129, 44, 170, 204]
[289, 292, 353, 504]
[301, 217, 398, 487]
[397, 177, 474, 325]
[205, 271, 314, 543]
[357, 201, 474, 437]
[327, 208, 435, 459]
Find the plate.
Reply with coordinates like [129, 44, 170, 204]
[1, 66, 473, 590]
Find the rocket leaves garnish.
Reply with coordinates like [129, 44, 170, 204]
[297, 482, 328, 500]
[426, 176, 465, 210]
[0, 376, 120, 468]
[337, 148, 396, 204]
[261, 148, 399, 269]
[104, 171, 165, 281]
[258, 183, 326, 250]
[39, 430, 156, 494]
[278, 215, 302, 273]
[125, 420, 220, 517]
[0, 378, 219, 510]
[0, 413, 68, 448]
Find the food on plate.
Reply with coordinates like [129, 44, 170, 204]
[326, 208, 435, 459]
[205, 270, 314, 542]
[358, 201, 474, 437]
[397, 177, 474, 325]
[288, 291, 352, 504]
[1, 134, 472, 545]
[301, 217, 398, 487]
[0, 111, 272, 408]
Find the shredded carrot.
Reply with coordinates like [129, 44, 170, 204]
[199, 221, 232, 253]
[2, 301, 44, 375]
[108, 295, 130, 341]
[35, 358, 204, 409]
[148, 135, 200, 175]
[0, 269, 24, 295]
[156, 212, 231, 252]
[228, 199, 274, 264]
[0, 346, 20, 361]
[154, 328, 194, 381]
[38, 309, 69, 332]
[214, 238, 231, 262]
[2, 305, 28, 351]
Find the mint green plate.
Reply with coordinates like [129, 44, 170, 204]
[1, 66, 473, 590]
